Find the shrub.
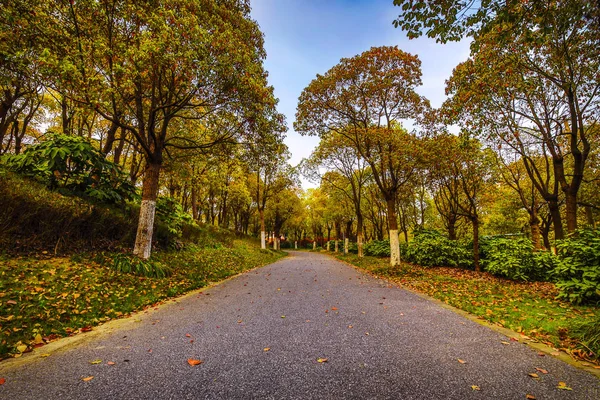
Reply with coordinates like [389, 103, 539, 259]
[402, 230, 473, 269]
[364, 240, 391, 257]
[109, 253, 172, 278]
[483, 237, 557, 281]
[572, 314, 600, 360]
[554, 229, 600, 304]
[2, 134, 135, 204]
[155, 196, 195, 238]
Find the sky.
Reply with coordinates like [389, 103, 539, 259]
[250, 0, 471, 188]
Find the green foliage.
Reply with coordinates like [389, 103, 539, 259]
[2, 134, 135, 204]
[401, 230, 473, 269]
[572, 314, 600, 360]
[483, 237, 558, 282]
[109, 253, 172, 278]
[155, 196, 195, 237]
[364, 240, 391, 257]
[554, 229, 600, 305]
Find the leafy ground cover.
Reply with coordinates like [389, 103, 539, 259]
[0, 241, 284, 360]
[335, 253, 600, 365]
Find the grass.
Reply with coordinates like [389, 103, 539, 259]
[0, 240, 285, 360]
[334, 252, 600, 364]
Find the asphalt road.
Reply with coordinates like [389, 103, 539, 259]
[1, 251, 599, 399]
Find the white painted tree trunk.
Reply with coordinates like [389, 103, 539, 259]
[326, 241, 330, 251]
[261, 231, 266, 250]
[313, 241, 316, 250]
[335, 240, 338, 252]
[389, 229, 401, 266]
[344, 238, 349, 254]
[357, 232, 364, 258]
[133, 199, 156, 260]
[294, 241, 298, 249]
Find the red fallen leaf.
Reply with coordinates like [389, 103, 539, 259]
[317, 358, 328, 363]
[107, 361, 116, 366]
[0, 378, 5, 385]
[80, 327, 93, 333]
[535, 367, 548, 374]
[190, 340, 194, 343]
[187, 359, 203, 366]
[185, 334, 191, 338]
[331, 307, 338, 311]
[457, 359, 467, 364]
[510, 337, 519, 342]
[526, 395, 536, 400]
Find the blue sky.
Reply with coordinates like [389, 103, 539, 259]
[250, 0, 471, 186]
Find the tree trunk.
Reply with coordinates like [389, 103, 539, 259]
[530, 214, 542, 251]
[344, 238, 349, 254]
[472, 217, 480, 272]
[386, 197, 400, 266]
[448, 215, 457, 240]
[133, 162, 161, 259]
[548, 200, 564, 240]
[191, 186, 198, 220]
[260, 208, 266, 249]
[357, 213, 364, 258]
[565, 192, 578, 234]
[585, 205, 595, 227]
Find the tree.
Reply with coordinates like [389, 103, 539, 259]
[303, 133, 370, 256]
[36, 0, 274, 258]
[295, 46, 428, 266]
[396, 0, 600, 237]
[428, 133, 496, 271]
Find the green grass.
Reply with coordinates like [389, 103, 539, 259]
[0, 240, 285, 360]
[334, 253, 600, 364]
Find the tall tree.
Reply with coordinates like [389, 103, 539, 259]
[295, 46, 428, 266]
[39, 0, 273, 258]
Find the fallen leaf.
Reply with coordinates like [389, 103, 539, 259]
[90, 359, 102, 364]
[471, 385, 480, 391]
[187, 359, 203, 366]
[550, 351, 560, 356]
[510, 337, 519, 342]
[263, 348, 270, 352]
[348, 325, 353, 329]
[82, 376, 94, 382]
[185, 334, 191, 338]
[458, 359, 467, 364]
[0, 378, 5, 385]
[40, 353, 51, 358]
[526, 395, 536, 400]
[6, 300, 17, 305]
[281, 315, 285, 319]
[33, 334, 43, 344]
[331, 307, 338, 311]
[537, 352, 545, 357]
[528, 373, 539, 379]
[80, 326, 92, 333]
[557, 382, 572, 391]
[317, 358, 328, 363]
[501, 341, 510, 345]
[107, 361, 116, 365]
[535, 368, 548, 374]
[594, 366, 600, 370]
[16, 344, 27, 353]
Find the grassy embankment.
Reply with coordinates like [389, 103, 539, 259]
[334, 253, 600, 365]
[0, 171, 284, 360]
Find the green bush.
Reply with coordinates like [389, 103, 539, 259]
[402, 230, 473, 269]
[554, 229, 600, 304]
[109, 253, 172, 278]
[155, 196, 195, 237]
[364, 240, 391, 257]
[572, 314, 600, 360]
[483, 237, 557, 281]
[2, 134, 135, 204]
